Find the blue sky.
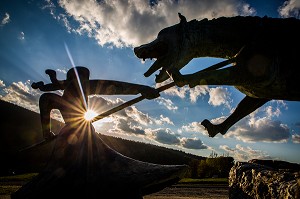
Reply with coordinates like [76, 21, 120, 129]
[1, 0, 300, 163]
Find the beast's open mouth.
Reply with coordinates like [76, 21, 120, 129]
[134, 39, 168, 80]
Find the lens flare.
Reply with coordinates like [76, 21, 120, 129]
[84, 109, 98, 121]
[64, 42, 88, 110]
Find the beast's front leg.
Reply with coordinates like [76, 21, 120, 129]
[168, 68, 206, 88]
[168, 68, 188, 87]
[174, 66, 244, 88]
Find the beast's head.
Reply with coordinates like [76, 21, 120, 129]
[134, 13, 193, 83]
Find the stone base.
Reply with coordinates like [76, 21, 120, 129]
[12, 123, 188, 199]
[229, 159, 300, 199]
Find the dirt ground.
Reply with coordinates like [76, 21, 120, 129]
[0, 184, 229, 199]
[145, 184, 229, 199]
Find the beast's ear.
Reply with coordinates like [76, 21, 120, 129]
[178, 13, 187, 23]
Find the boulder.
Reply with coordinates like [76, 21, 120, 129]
[229, 159, 300, 199]
[11, 123, 188, 199]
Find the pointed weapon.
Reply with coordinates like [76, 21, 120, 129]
[91, 82, 175, 123]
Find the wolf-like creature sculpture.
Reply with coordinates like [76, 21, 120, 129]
[134, 13, 300, 137]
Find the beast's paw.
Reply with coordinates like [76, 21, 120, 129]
[140, 86, 160, 100]
[201, 119, 220, 138]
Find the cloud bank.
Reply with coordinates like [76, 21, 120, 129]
[181, 100, 291, 143]
[220, 144, 272, 162]
[43, 0, 255, 48]
[278, 0, 300, 18]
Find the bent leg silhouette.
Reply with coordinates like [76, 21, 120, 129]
[202, 96, 269, 137]
[39, 93, 63, 140]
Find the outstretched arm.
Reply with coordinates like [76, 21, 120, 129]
[88, 80, 160, 99]
[31, 81, 65, 92]
[31, 69, 66, 91]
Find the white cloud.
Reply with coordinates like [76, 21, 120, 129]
[225, 115, 290, 143]
[18, 32, 25, 40]
[155, 97, 178, 111]
[181, 121, 206, 135]
[161, 85, 187, 99]
[44, 0, 255, 48]
[125, 106, 153, 126]
[241, 4, 256, 16]
[180, 99, 290, 143]
[0, 80, 5, 87]
[265, 105, 281, 118]
[278, 0, 300, 18]
[180, 137, 208, 149]
[292, 134, 300, 143]
[56, 68, 67, 74]
[1, 12, 10, 26]
[189, 85, 209, 103]
[145, 128, 209, 149]
[155, 115, 174, 125]
[156, 80, 209, 103]
[265, 100, 288, 118]
[220, 144, 272, 162]
[147, 128, 181, 145]
[208, 86, 231, 109]
[223, 101, 290, 143]
[0, 80, 41, 113]
[88, 95, 176, 137]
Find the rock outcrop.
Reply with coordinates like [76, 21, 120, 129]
[11, 123, 188, 199]
[229, 159, 300, 199]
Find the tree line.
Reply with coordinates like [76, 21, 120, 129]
[100, 134, 234, 178]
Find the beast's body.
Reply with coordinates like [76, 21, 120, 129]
[134, 14, 300, 137]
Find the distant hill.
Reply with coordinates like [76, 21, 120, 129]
[0, 100, 204, 175]
[99, 134, 204, 165]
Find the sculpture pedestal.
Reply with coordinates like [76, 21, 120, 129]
[12, 123, 188, 199]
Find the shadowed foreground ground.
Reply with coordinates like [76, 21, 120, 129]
[0, 174, 229, 199]
[0, 184, 228, 199]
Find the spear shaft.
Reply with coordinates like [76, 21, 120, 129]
[91, 82, 175, 123]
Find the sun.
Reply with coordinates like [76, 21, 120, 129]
[84, 109, 98, 121]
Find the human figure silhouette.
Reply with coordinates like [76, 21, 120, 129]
[32, 66, 160, 140]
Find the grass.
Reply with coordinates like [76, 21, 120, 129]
[0, 185, 20, 195]
[0, 173, 38, 182]
[179, 178, 228, 184]
[0, 173, 38, 195]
